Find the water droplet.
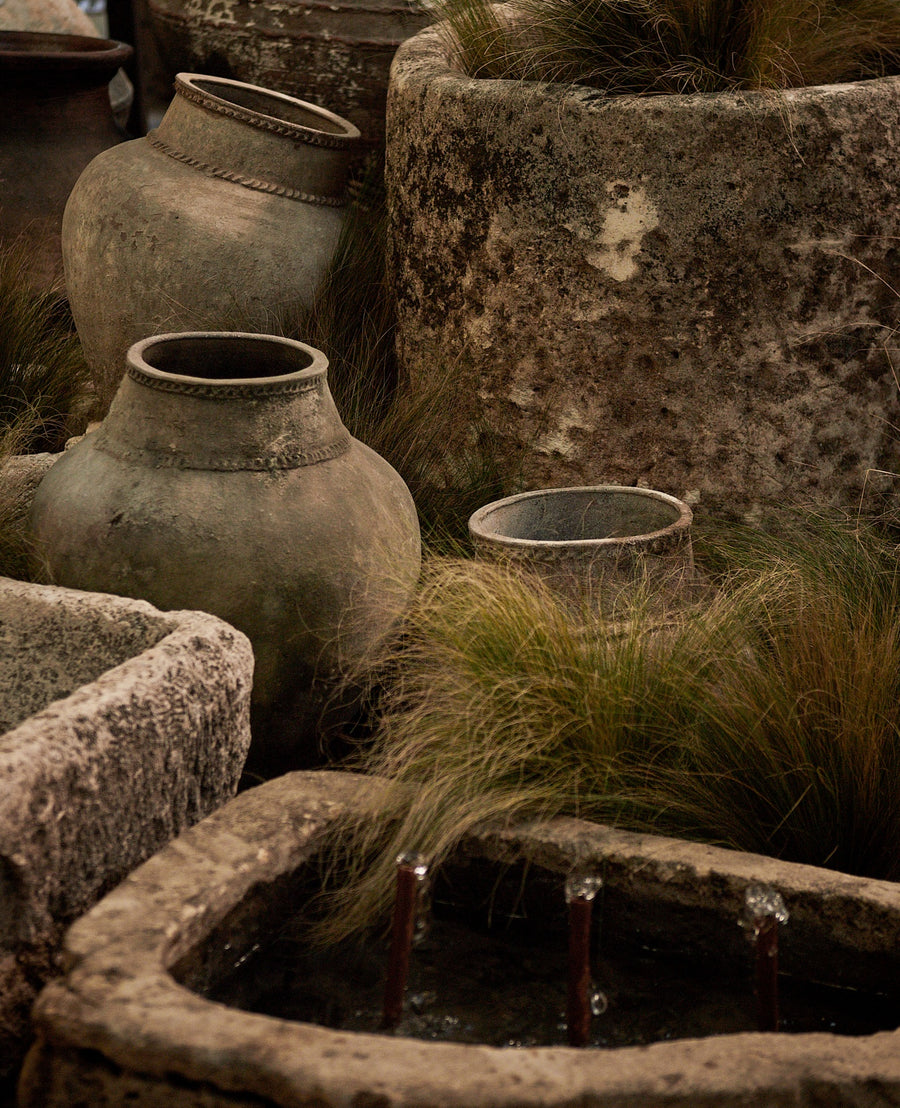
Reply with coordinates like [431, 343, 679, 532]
[565, 869, 603, 903]
[590, 988, 608, 1016]
[741, 884, 789, 930]
[396, 851, 429, 880]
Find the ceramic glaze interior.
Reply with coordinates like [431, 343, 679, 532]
[192, 78, 350, 135]
[140, 336, 317, 380]
[484, 490, 682, 544]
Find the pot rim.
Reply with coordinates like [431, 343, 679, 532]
[127, 332, 330, 390]
[176, 73, 362, 146]
[468, 484, 693, 551]
[0, 29, 132, 74]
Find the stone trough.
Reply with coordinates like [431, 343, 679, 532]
[20, 769, 900, 1107]
[0, 576, 253, 1090]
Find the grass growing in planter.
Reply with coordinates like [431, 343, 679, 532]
[315, 515, 900, 942]
[436, 0, 900, 91]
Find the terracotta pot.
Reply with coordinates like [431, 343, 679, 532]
[0, 30, 131, 290]
[62, 73, 361, 414]
[145, 0, 429, 150]
[469, 485, 695, 612]
[28, 332, 421, 778]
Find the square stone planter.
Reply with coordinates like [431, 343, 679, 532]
[20, 769, 900, 1107]
[0, 576, 253, 1089]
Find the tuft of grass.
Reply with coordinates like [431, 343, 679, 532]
[313, 514, 900, 943]
[0, 242, 91, 454]
[280, 168, 522, 551]
[434, 0, 900, 92]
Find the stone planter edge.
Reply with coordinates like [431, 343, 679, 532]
[21, 769, 900, 1107]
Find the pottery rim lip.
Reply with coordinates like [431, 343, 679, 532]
[468, 485, 694, 553]
[127, 332, 331, 390]
[175, 72, 362, 144]
[0, 29, 132, 71]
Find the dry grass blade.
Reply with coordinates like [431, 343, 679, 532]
[312, 516, 900, 944]
[432, 0, 900, 91]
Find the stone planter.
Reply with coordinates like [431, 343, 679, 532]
[387, 28, 900, 520]
[145, 0, 430, 150]
[469, 485, 695, 610]
[29, 332, 421, 778]
[20, 769, 900, 1107]
[62, 73, 360, 412]
[0, 576, 252, 1090]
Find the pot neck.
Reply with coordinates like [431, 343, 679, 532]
[147, 74, 360, 206]
[94, 360, 353, 472]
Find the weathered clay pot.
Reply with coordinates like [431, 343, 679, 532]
[387, 26, 900, 520]
[28, 332, 421, 778]
[62, 73, 361, 414]
[145, 0, 429, 149]
[469, 485, 695, 611]
[0, 0, 135, 130]
[0, 30, 131, 290]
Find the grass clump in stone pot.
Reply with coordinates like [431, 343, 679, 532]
[315, 513, 900, 943]
[437, 0, 900, 91]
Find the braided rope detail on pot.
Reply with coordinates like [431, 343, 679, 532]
[126, 365, 327, 398]
[175, 80, 356, 150]
[146, 132, 346, 207]
[94, 433, 353, 471]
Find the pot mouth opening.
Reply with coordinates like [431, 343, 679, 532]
[129, 332, 329, 387]
[469, 486, 693, 548]
[179, 74, 361, 143]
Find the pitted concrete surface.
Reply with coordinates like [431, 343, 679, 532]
[387, 28, 900, 519]
[0, 578, 253, 1086]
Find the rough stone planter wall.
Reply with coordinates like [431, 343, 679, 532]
[20, 769, 900, 1107]
[0, 577, 253, 1089]
[387, 30, 900, 520]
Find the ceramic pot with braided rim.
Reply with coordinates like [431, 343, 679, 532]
[62, 73, 360, 414]
[29, 332, 422, 779]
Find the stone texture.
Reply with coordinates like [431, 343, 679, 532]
[145, 0, 430, 150]
[20, 770, 900, 1107]
[0, 577, 253, 1088]
[387, 30, 900, 521]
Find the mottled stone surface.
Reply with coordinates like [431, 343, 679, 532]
[0, 578, 253, 1088]
[146, 0, 430, 149]
[20, 770, 900, 1107]
[387, 30, 900, 520]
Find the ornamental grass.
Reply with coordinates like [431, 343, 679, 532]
[315, 515, 900, 943]
[435, 0, 900, 92]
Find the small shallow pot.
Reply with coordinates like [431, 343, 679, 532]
[62, 73, 361, 413]
[469, 485, 695, 611]
[28, 332, 421, 777]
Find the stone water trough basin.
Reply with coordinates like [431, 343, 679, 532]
[0, 576, 253, 1088]
[20, 770, 900, 1107]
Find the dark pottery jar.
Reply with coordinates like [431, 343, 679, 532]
[0, 30, 132, 289]
[62, 73, 361, 414]
[29, 332, 421, 778]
